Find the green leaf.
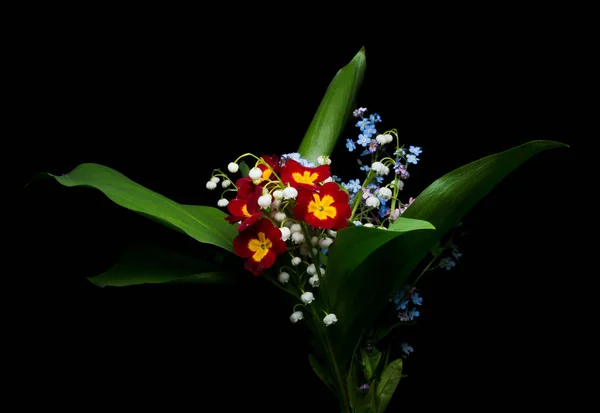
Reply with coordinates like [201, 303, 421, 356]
[88, 243, 242, 287]
[297, 47, 366, 164]
[347, 352, 375, 413]
[323, 140, 568, 376]
[309, 354, 336, 395]
[388, 217, 436, 232]
[375, 359, 403, 413]
[48, 163, 238, 252]
[239, 160, 250, 177]
[361, 346, 382, 382]
[322, 226, 434, 370]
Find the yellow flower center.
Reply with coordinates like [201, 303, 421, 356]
[248, 232, 272, 262]
[307, 194, 337, 220]
[292, 171, 319, 185]
[241, 204, 251, 217]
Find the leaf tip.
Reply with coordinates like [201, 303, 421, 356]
[87, 276, 107, 288]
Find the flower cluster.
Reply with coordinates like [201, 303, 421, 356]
[205, 108, 423, 329]
[341, 108, 422, 228]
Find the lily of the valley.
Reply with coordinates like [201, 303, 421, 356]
[290, 311, 304, 324]
[323, 313, 338, 327]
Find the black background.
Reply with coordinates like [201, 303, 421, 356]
[17, 8, 587, 412]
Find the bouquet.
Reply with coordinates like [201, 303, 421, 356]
[36, 47, 567, 412]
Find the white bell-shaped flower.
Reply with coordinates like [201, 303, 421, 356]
[366, 196, 380, 208]
[278, 272, 290, 284]
[309, 274, 319, 287]
[217, 199, 229, 207]
[248, 167, 262, 180]
[323, 313, 338, 327]
[378, 187, 392, 200]
[279, 227, 291, 241]
[228, 162, 239, 173]
[290, 311, 304, 324]
[301, 292, 315, 304]
[257, 194, 273, 209]
[282, 186, 298, 200]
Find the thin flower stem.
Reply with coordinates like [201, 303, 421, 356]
[410, 254, 439, 288]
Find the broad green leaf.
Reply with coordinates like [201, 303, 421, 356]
[375, 359, 403, 413]
[88, 243, 242, 287]
[361, 346, 382, 382]
[309, 354, 336, 395]
[323, 140, 568, 375]
[48, 163, 237, 252]
[297, 47, 366, 164]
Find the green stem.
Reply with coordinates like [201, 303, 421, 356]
[323, 332, 352, 413]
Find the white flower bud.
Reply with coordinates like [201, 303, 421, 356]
[291, 256, 301, 266]
[290, 311, 304, 323]
[318, 237, 333, 249]
[311, 236, 319, 246]
[290, 223, 302, 234]
[221, 179, 231, 188]
[312, 248, 318, 256]
[206, 181, 217, 190]
[364, 223, 374, 227]
[309, 274, 319, 287]
[217, 198, 229, 207]
[301, 292, 315, 304]
[291, 232, 305, 244]
[282, 186, 298, 200]
[318, 268, 325, 277]
[227, 162, 239, 173]
[210, 176, 220, 184]
[396, 179, 404, 191]
[258, 194, 273, 209]
[279, 227, 291, 241]
[327, 229, 337, 238]
[249, 167, 262, 180]
[271, 199, 282, 210]
[306, 264, 316, 275]
[273, 190, 284, 200]
[323, 313, 338, 326]
[274, 211, 287, 222]
[378, 187, 392, 200]
[366, 196, 380, 208]
[278, 272, 290, 284]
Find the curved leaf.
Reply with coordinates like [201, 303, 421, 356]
[388, 217, 436, 232]
[375, 359, 403, 413]
[297, 47, 366, 164]
[48, 163, 237, 252]
[88, 243, 242, 287]
[323, 140, 568, 374]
